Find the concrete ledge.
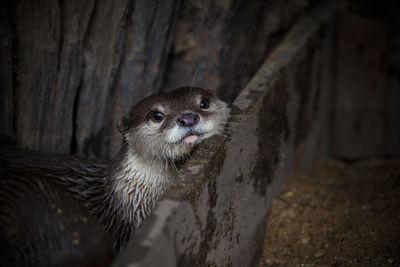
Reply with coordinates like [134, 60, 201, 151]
[114, 3, 335, 266]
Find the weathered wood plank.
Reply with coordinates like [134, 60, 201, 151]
[13, 0, 61, 152]
[74, 0, 130, 158]
[53, 0, 96, 153]
[0, 1, 14, 141]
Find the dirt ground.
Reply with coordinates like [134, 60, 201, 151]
[258, 159, 400, 266]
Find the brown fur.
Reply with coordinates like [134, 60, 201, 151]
[0, 87, 230, 257]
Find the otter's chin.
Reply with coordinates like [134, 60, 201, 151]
[182, 135, 199, 145]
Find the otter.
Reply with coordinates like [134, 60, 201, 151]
[0, 87, 230, 265]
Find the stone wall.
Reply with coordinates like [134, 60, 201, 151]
[115, 3, 335, 266]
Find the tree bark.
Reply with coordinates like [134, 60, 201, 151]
[0, 0, 309, 159]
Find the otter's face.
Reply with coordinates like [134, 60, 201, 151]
[117, 87, 230, 161]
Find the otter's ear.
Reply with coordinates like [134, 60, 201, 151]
[117, 115, 130, 133]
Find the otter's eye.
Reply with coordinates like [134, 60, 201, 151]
[200, 98, 209, 109]
[151, 111, 165, 122]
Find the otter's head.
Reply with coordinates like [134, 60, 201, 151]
[117, 87, 230, 161]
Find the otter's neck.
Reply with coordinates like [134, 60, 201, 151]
[97, 143, 174, 251]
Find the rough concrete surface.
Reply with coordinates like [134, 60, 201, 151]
[259, 159, 400, 266]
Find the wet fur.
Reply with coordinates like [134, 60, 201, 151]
[0, 87, 230, 255]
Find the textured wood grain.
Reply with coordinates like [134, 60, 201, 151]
[163, 0, 309, 102]
[74, 0, 130, 158]
[0, 0, 310, 159]
[13, 0, 61, 152]
[0, 1, 14, 141]
[109, 0, 178, 158]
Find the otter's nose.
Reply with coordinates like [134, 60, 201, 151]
[177, 113, 199, 127]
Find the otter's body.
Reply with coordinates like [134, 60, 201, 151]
[0, 167, 115, 267]
[0, 87, 230, 265]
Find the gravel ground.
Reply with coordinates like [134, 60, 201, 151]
[258, 159, 400, 266]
